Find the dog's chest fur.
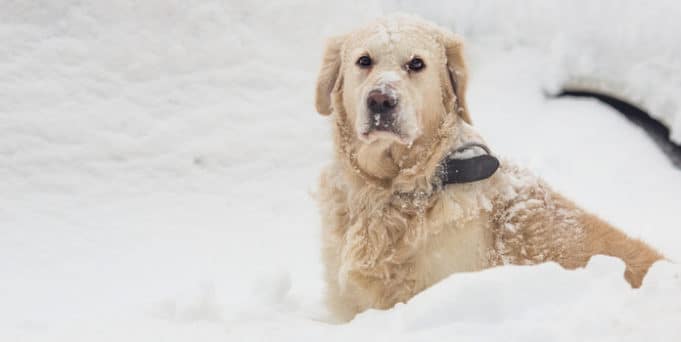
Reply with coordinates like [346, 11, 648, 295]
[319, 161, 589, 318]
[318, 162, 506, 311]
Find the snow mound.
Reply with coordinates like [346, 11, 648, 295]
[349, 257, 681, 341]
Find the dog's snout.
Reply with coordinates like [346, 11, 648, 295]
[367, 90, 398, 114]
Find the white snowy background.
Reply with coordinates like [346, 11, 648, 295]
[1, 1, 680, 341]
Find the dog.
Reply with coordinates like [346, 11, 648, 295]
[313, 14, 663, 322]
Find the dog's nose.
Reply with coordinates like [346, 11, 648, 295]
[367, 90, 398, 114]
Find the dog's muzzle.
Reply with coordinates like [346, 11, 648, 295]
[366, 90, 399, 133]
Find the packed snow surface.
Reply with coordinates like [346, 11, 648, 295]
[1, 1, 680, 341]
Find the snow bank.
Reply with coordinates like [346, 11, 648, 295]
[1, 1, 680, 341]
[10, 257, 679, 341]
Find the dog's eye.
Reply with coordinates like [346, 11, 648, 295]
[356, 56, 372, 68]
[407, 58, 425, 72]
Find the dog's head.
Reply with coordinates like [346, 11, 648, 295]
[315, 15, 470, 148]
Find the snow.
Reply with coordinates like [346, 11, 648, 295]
[387, 0, 681, 144]
[1, 1, 680, 341]
[449, 144, 488, 159]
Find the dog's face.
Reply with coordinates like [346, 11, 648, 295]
[342, 28, 443, 145]
[315, 16, 471, 148]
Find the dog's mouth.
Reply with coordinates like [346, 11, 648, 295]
[356, 87, 421, 145]
[359, 111, 410, 144]
[370, 111, 399, 133]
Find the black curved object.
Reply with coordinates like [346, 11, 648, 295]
[441, 155, 500, 185]
[559, 91, 681, 169]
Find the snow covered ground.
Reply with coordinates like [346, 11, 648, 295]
[1, 1, 680, 341]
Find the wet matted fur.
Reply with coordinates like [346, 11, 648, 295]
[314, 15, 663, 322]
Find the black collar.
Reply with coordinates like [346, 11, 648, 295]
[439, 143, 500, 185]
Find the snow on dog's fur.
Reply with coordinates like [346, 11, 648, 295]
[314, 14, 663, 322]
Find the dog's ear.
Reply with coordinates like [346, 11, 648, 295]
[441, 33, 472, 124]
[315, 35, 345, 115]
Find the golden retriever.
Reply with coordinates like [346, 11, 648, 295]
[314, 14, 663, 322]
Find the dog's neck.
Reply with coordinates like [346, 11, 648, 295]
[332, 111, 458, 196]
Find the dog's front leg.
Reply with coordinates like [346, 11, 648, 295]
[576, 212, 664, 288]
[494, 185, 664, 288]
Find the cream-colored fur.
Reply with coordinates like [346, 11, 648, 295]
[314, 15, 663, 323]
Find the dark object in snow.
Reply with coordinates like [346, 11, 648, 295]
[559, 90, 681, 169]
[440, 143, 500, 185]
